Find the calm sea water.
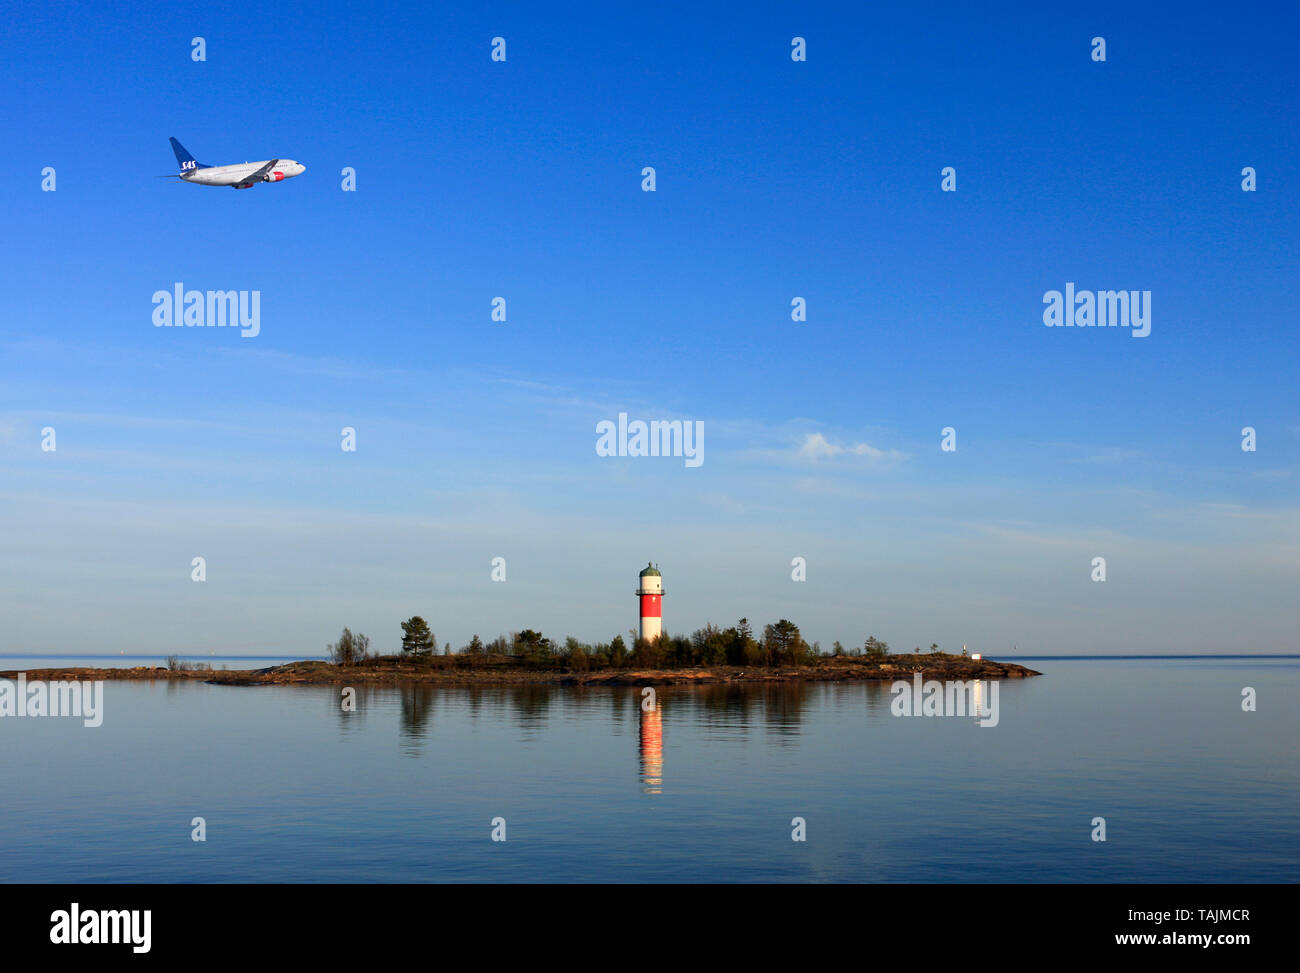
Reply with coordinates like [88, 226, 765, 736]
[1, 658, 1296, 882]
[0, 655, 323, 670]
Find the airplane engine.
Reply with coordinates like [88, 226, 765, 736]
[265, 170, 285, 182]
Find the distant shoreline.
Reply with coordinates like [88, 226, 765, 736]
[5, 653, 1291, 663]
[0, 654, 1040, 686]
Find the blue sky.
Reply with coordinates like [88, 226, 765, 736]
[2, 1, 1297, 656]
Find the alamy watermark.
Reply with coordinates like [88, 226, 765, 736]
[890, 673, 999, 727]
[0, 674, 103, 727]
[152, 282, 260, 337]
[596, 412, 703, 467]
[50, 903, 150, 953]
[1042, 283, 1150, 337]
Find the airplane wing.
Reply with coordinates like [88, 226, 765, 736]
[232, 159, 279, 189]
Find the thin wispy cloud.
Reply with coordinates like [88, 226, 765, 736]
[794, 432, 905, 464]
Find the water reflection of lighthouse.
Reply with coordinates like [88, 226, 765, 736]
[639, 702, 663, 794]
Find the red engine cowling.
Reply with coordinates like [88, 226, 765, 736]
[265, 170, 285, 182]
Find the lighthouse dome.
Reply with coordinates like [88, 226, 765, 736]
[639, 562, 661, 577]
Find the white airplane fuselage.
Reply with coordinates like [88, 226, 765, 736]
[181, 159, 306, 188]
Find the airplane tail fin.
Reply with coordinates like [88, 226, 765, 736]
[169, 137, 206, 172]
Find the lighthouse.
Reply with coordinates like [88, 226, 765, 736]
[636, 562, 663, 642]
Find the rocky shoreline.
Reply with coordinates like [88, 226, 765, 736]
[1, 655, 1040, 687]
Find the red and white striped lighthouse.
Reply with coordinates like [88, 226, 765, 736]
[636, 562, 663, 642]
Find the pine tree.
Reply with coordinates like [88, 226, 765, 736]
[400, 616, 435, 656]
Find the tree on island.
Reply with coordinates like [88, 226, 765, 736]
[930, 643, 939, 654]
[400, 616, 436, 657]
[665, 632, 695, 668]
[863, 635, 890, 659]
[329, 627, 370, 666]
[564, 636, 590, 672]
[464, 634, 485, 656]
[512, 629, 554, 666]
[724, 618, 759, 666]
[608, 634, 628, 667]
[690, 623, 729, 666]
[630, 633, 665, 668]
[763, 619, 809, 666]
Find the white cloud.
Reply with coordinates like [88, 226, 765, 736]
[795, 432, 903, 464]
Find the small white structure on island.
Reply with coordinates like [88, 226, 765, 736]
[970, 653, 982, 660]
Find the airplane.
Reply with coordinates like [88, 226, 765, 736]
[164, 137, 305, 189]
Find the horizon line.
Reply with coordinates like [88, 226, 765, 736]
[992, 654, 1299, 660]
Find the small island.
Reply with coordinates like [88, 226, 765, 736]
[5, 616, 1040, 686]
